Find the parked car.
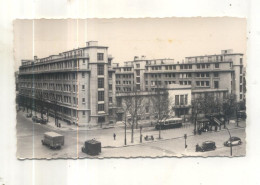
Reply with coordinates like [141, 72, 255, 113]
[35, 117, 42, 123]
[196, 141, 216, 152]
[224, 137, 242, 147]
[41, 132, 64, 149]
[38, 118, 48, 124]
[26, 113, 32, 118]
[32, 116, 38, 122]
[237, 110, 246, 119]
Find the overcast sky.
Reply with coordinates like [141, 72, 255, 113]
[14, 18, 246, 70]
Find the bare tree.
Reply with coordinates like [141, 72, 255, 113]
[222, 93, 238, 126]
[118, 86, 146, 143]
[152, 86, 170, 139]
[191, 95, 204, 135]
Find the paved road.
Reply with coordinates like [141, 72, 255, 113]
[16, 111, 246, 159]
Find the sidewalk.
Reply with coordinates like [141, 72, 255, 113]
[101, 119, 246, 148]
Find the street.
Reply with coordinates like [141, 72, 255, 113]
[16, 111, 246, 159]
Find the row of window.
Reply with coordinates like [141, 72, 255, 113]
[20, 59, 88, 73]
[116, 74, 133, 78]
[175, 94, 188, 106]
[195, 81, 210, 87]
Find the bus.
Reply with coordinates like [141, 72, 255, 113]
[155, 118, 183, 130]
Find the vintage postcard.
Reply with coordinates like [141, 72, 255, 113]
[14, 18, 246, 159]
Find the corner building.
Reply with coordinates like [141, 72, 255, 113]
[18, 41, 116, 126]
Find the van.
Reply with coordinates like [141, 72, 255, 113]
[41, 132, 64, 149]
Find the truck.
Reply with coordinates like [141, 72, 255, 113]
[82, 139, 101, 156]
[41, 132, 64, 149]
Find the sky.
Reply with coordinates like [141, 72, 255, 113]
[14, 18, 247, 70]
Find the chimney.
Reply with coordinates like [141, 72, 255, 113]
[141, 55, 146, 60]
[134, 56, 139, 61]
[86, 41, 98, 47]
[34, 56, 37, 60]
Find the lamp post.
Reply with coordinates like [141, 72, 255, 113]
[140, 126, 143, 143]
[226, 127, 232, 156]
[124, 111, 127, 145]
[184, 134, 187, 149]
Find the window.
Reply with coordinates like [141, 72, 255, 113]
[197, 64, 200, 69]
[83, 111, 85, 116]
[98, 91, 104, 101]
[136, 64, 140, 68]
[146, 106, 149, 113]
[196, 81, 200, 86]
[98, 78, 104, 88]
[180, 95, 184, 105]
[109, 72, 112, 78]
[82, 72, 85, 78]
[175, 95, 179, 105]
[136, 84, 140, 90]
[214, 81, 219, 89]
[98, 104, 105, 111]
[214, 72, 219, 77]
[82, 98, 85, 103]
[136, 70, 140, 76]
[215, 63, 219, 68]
[206, 81, 210, 86]
[185, 95, 188, 105]
[109, 97, 112, 103]
[97, 53, 104, 61]
[240, 76, 243, 83]
[109, 84, 112, 90]
[117, 98, 122, 107]
[82, 85, 85, 90]
[98, 64, 104, 75]
[136, 77, 140, 83]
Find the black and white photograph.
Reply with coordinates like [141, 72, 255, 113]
[14, 18, 247, 159]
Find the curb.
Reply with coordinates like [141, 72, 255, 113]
[102, 126, 246, 149]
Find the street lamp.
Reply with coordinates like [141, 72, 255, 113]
[184, 134, 187, 149]
[124, 111, 127, 145]
[140, 126, 143, 143]
[226, 127, 232, 156]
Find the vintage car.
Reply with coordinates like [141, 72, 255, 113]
[38, 118, 48, 124]
[26, 113, 32, 118]
[224, 137, 242, 147]
[41, 132, 64, 149]
[32, 116, 38, 122]
[82, 139, 101, 156]
[196, 141, 216, 152]
[237, 110, 247, 119]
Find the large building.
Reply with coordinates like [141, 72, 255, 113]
[18, 45, 245, 126]
[18, 41, 116, 126]
[114, 49, 245, 119]
[114, 49, 244, 102]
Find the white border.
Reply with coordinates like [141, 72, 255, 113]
[1, 0, 260, 185]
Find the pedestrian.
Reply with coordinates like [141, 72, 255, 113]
[113, 133, 116, 140]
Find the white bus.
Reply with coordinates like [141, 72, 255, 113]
[155, 118, 183, 130]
